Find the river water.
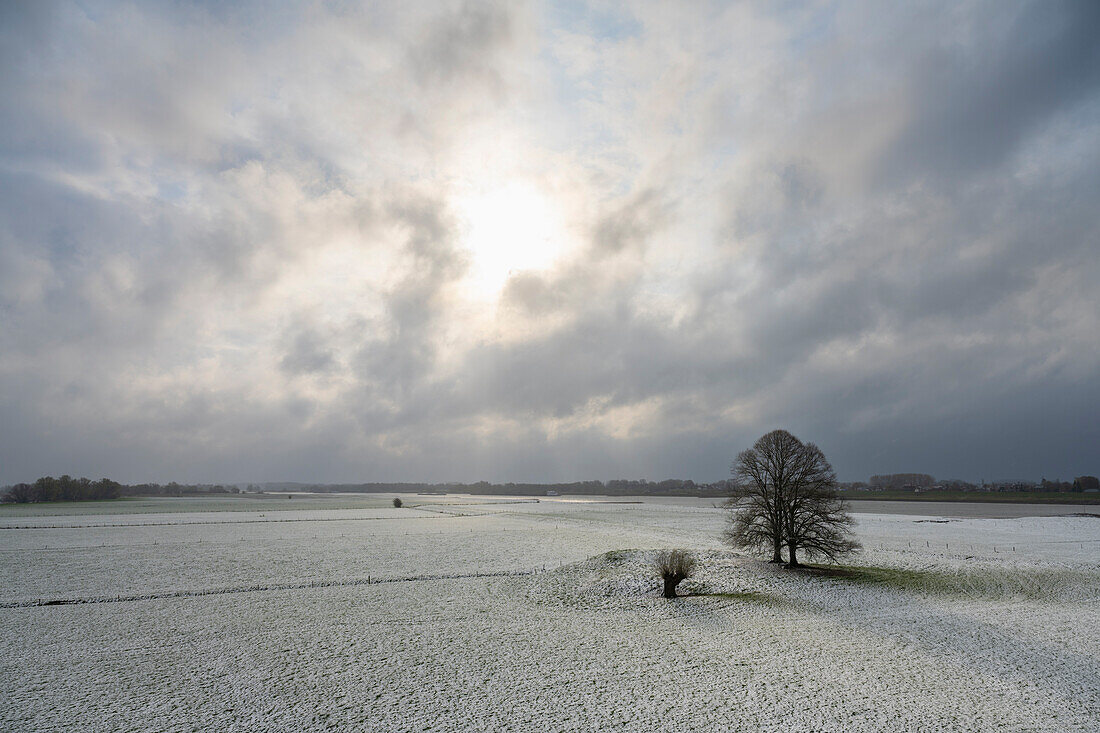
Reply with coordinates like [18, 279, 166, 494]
[842, 499, 1097, 518]
[536, 494, 1097, 519]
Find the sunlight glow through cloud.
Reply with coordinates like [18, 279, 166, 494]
[456, 179, 574, 299]
[0, 0, 1097, 484]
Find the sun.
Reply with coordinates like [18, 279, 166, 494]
[455, 180, 569, 298]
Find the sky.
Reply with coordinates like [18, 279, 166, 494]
[1, 0, 1098, 485]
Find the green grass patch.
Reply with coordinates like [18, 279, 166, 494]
[798, 563, 1096, 601]
[810, 564, 954, 593]
[686, 590, 782, 605]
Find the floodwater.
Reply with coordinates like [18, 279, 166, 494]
[842, 499, 1097, 518]
[532, 494, 1097, 519]
[283, 492, 1095, 520]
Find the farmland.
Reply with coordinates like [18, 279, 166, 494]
[2, 495, 1098, 731]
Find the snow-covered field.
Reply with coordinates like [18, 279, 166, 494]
[2, 495, 1098, 731]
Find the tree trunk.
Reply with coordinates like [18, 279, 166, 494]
[786, 542, 799, 567]
[770, 537, 783, 563]
[663, 577, 679, 598]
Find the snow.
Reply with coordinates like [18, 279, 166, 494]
[2, 496, 1098, 731]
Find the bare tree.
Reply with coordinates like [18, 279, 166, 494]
[726, 430, 805, 563]
[654, 550, 696, 598]
[392, 497, 403, 508]
[780, 443, 860, 566]
[726, 429, 859, 567]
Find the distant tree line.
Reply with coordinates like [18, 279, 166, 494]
[2, 477, 731, 503]
[2, 476, 123, 503]
[1071, 476, 1100, 493]
[121, 482, 241, 497]
[867, 473, 935, 489]
[843, 474, 1099, 494]
[6, 472, 1094, 505]
[1, 477, 241, 504]
[261, 478, 734, 497]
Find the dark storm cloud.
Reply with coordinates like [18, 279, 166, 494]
[0, 0, 1097, 485]
[877, 0, 1100, 185]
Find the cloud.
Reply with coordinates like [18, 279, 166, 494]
[410, 0, 517, 90]
[279, 324, 336, 376]
[1, 0, 1097, 485]
[875, 0, 1100, 185]
[591, 187, 670, 256]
